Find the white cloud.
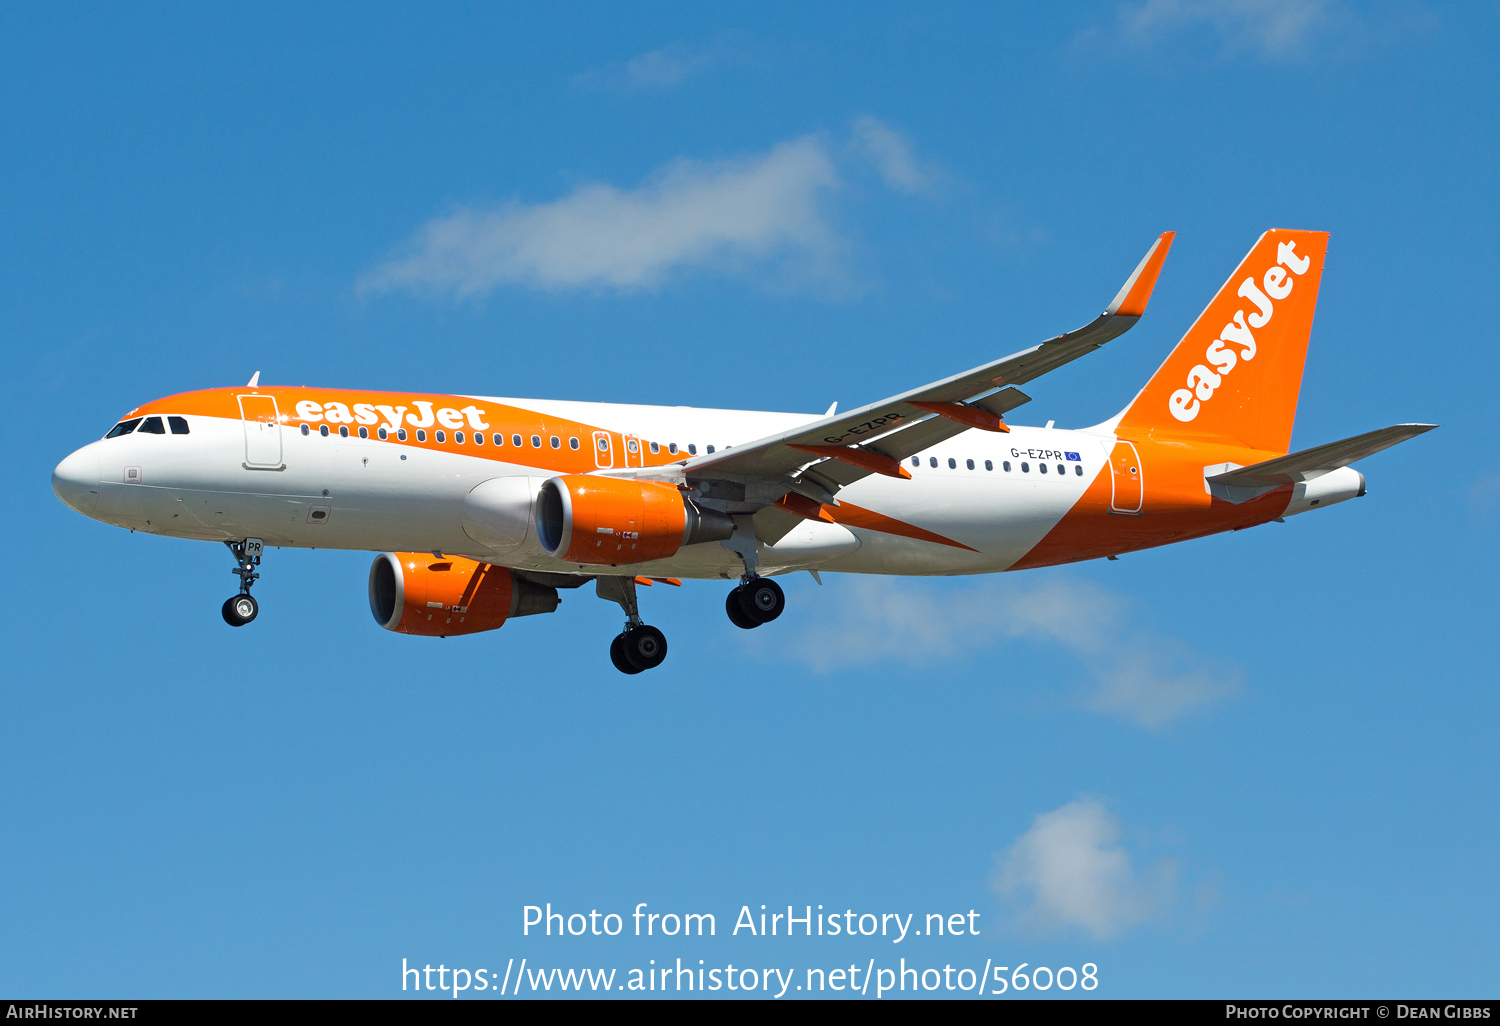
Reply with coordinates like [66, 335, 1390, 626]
[1116, 0, 1333, 57]
[571, 40, 745, 92]
[1084, 636, 1240, 726]
[623, 48, 708, 89]
[994, 798, 1177, 939]
[1470, 474, 1500, 517]
[358, 136, 843, 296]
[848, 116, 943, 196]
[766, 576, 1237, 727]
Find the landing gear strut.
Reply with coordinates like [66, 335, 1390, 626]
[597, 576, 668, 674]
[726, 575, 784, 629]
[719, 513, 786, 629]
[222, 537, 263, 627]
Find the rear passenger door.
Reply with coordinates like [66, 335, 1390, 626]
[1108, 440, 1142, 514]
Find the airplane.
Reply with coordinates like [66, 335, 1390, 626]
[51, 229, 1435, 674]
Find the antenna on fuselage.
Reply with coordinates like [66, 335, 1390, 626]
[247, 371, 261, 387]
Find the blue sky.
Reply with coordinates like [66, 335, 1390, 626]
[3, 1, 1496, 999]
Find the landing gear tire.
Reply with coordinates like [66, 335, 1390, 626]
[222, 593, 258, 627]
[726, 589, 759, 629]
[737, 577, 785, 625]
[610, 634, 645, 675]
[620, 624, 668, 671]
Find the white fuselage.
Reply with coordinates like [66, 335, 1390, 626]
[59, 396, 1103, 580]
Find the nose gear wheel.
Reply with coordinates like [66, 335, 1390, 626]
[222, 593, 258, 626]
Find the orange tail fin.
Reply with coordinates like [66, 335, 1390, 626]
[1116, 229, 1329, 454]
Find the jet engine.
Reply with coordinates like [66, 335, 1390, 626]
[368, 552, 559, 637]
[536, 476, 734, 565]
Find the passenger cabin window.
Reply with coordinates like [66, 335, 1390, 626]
[105, 418, 142, 438]
[1075, 464, 1083, 476]
[911, 456, 920, 467]
[1039, 462, 1047, 474]
[416, 429, 427, 442]
[359, 426, 368, 439]
[650, 442, 660, 454]
[966, 459, 975, 470]
[168, 416, 189, 435]
[929, 457, 938, 468]
[569, 437, 579, 450]
[707, 445, 715, 454]
[473, 432, 483, 445]
[138, 416, 165, 434]
[378, 427, 388, 440]
[435, 430, 445, 442]
[531, 435, 541, 448]
[302, 424, 311, 436]
[339, 425, 349, 438]
[948, 458, 956, 469]
[1021, 462, 1030, 472]
[1003, 461, 1011, 471]
[668, 443, 678, 455]
[550, 436, 560, 449]
[1057, 464, 1065, 475]
[985, 460, 993, 471]
[512, 434, 522, 447]
[688, 444, 697, 455]
[455, 431, 464, 443]
[320, 424, 330, 437]
[397, 428, 408, 441]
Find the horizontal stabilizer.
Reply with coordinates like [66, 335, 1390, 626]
[1207, 424, 1438, 487]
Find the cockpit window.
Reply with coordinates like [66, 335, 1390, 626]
[105, 418, 142, 438]
[168, 416, 189, 434]
[137, 416, 165, 434]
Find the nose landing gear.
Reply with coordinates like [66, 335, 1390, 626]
[222, 538, 263, 627]
[726, 575, 784, 629]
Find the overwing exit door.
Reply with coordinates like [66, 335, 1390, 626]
[1108, 440, 1142, 514]
[238, 394, 283, 469]
[592, 430, 614, 469]
[622, 434, 644, 468]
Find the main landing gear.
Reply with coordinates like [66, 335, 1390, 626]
[718, 512, 786, 629]
[597, 576, 668, 674]
[726, 576, 785, 629]
[222, 538, 263, 627]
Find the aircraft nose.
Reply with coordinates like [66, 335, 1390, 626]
[53, 446, 101, 514]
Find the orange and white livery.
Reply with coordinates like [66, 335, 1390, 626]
[52, 230, 1435, 673]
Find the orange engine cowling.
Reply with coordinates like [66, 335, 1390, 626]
[368, 553, 560, 637]
[536, 475, 734, 565]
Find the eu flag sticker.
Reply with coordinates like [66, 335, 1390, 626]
[1064, 451, 1081, 461]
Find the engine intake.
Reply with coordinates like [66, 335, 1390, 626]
[369, 552, 559, 637]
[536, 475, 734, 565]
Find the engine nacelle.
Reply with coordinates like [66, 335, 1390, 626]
[368, 552, 559, 637]
[536, 475, 734, 565]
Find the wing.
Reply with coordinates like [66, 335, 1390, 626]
[639, 232, 1174, 507]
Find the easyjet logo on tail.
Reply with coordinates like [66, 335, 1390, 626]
[1168, 240, 1312, 423]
